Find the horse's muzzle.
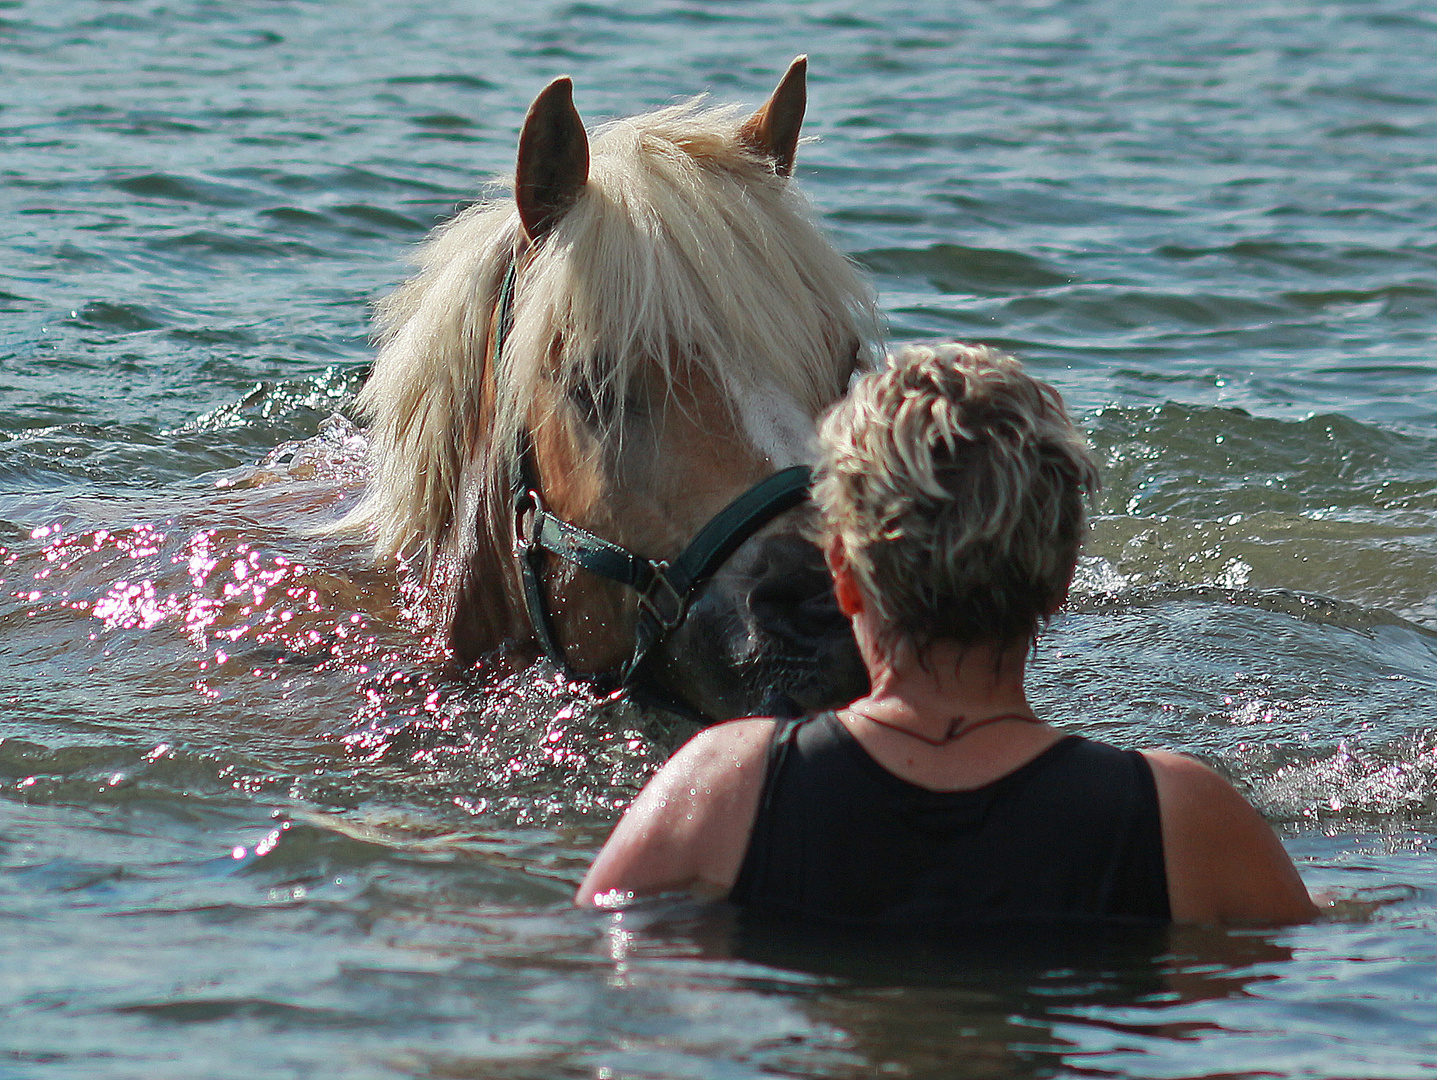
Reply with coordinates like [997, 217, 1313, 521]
[643, 528, 868, 723]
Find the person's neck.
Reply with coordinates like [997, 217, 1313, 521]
[846, 636, 1036, 740]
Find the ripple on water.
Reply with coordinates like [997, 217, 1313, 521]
[109, 173, 262, 209]
[65, 300, 168, 332]
[858, 242, 1072, 296]
[1078, 403, 1437, 624]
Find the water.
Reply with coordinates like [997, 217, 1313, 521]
[3, 0, 1437, 1075]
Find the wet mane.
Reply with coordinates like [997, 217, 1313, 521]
[342, 98, 876, 584]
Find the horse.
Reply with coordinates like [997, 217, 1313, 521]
[339, 57, 877, 722]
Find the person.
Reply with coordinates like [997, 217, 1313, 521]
[576, 343, 1316, 927]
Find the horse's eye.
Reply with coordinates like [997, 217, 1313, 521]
[565, 369, 653, 428]
[566, 380, 616, 426]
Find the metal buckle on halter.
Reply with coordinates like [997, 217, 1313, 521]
[512, 488, 542, 559]
[636, 561, 687, 633]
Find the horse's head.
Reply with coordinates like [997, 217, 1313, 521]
[347, 58, 876, 722]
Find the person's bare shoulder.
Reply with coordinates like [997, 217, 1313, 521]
[1144, 749, 1317, 926]
[575, 718, 776, 908]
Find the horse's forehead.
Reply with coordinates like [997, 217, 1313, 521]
[721, 371, 821, 468]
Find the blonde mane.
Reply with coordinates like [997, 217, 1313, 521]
[342, 98, 877, 582]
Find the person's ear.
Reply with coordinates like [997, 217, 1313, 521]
[825, 539, 863, 617]
[1045, 561, 1077, 615]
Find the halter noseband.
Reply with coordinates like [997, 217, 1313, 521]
[494, 261, 814, 688]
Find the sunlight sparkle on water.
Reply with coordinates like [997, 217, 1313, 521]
[17, 518, 396, 697]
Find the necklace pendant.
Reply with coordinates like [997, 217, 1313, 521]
[850, 709, 1041, 747]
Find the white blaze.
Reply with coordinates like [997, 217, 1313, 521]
[726, 375, 818, 468]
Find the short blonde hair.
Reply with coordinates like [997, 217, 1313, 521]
[814, 343, 1099, 657]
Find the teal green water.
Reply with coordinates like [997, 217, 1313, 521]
[3, 1, 1437, 1076]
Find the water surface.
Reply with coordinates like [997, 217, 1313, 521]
[3, 1, 1437, 1076]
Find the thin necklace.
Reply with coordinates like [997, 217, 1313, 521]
[847, 709, 1041, 747]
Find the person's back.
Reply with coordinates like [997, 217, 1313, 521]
[731, 714, 1169, 926]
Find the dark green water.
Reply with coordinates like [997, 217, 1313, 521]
[3, 1, 1437, 1076]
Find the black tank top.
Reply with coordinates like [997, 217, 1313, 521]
[730, 712, 1171, 926]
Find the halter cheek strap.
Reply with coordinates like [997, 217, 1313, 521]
[514, 455, 812, 686]
[494, 260, 815, 688]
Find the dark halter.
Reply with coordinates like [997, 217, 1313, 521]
[494, 261, 814, 688]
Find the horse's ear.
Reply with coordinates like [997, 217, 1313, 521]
[516, 76, 590, 242]
[739, 55, 807, 177]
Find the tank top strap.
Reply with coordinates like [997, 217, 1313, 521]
[732, 711, 831, 906]
[753, 712, 818, 822]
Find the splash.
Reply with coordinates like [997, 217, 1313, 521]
[339, 657, 691, 826]
[1257, 736, 1437, 829]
